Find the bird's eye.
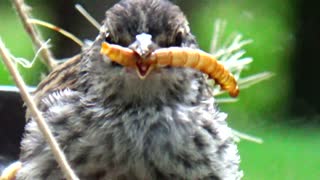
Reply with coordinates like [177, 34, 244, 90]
[111, 61, 122, 67]
[174, 31, 183, 46]
[105, 33, 114, 43]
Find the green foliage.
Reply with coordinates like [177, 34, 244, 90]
[0, 1, 53, 86]
[187, 0, 294, 123]
[0, 3, 35, 85]
[239, 126, 320, 180]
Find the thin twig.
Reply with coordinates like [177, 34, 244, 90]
[0, 39, 79, 180]
[215, 98, 238, 104]
[28, 18, 84, 46]
[12, 0, 57, 70]
[232, 129, 263, 144]
[75, 4, 101, 30]
[238, 72, 274, 89]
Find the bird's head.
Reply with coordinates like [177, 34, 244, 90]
[100, 0, 198, 77]
[104, 0, 197, 48]
[86, 0, 204, 104]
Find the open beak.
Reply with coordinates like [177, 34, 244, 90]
[129, 33, 156, 79]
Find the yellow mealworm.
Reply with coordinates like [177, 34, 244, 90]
[150, 48, 239, 97]
[101, 42, 137, 67]
[100, 42, 239, 97]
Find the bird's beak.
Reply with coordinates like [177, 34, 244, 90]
[129, 33, 156, 79]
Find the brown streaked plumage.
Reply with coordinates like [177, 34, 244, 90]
[15, 0, 242, 179]
[31, 55, 82, 107]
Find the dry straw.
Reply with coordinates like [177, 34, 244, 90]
[0, 39, 79, 180]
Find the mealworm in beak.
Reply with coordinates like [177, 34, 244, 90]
[151, 47, 239, 97]
[100, 41, 239, 97]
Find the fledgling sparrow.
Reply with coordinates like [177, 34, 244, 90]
[16, 0, 242, 179]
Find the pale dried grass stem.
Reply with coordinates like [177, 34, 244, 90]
[75, 4, 101, 30]
[0, 39, 79, 180]
[12, 0, 57, 69]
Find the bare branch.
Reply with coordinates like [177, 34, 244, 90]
[12, 0, 57, 70]
[28, 18, 84, 46]
[0, 39, 79, 180]
[75, 4, 101, 30]
[232, 129, 263, 144]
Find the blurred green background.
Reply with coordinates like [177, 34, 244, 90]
[0, 0, 319, 179]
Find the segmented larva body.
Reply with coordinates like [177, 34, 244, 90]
[101, 42, 137, 67]
[100, 42, 239, 97]
[150, 48, 239, 97]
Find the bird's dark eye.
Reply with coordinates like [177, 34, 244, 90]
[111, 61, 122, 67]
[174, 31, 183, 46]
[105, 33, 114, 43]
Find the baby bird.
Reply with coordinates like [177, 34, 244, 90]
[16, 0, 242, 179]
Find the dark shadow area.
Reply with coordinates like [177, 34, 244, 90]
[0, 92, 26, 171]
[49, 0, 118, 59]
[291, 0, 320, 121]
